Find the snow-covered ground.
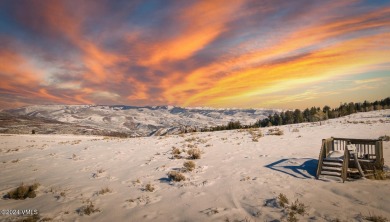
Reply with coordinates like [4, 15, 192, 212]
[0, 110, 389, 221]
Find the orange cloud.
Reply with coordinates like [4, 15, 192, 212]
[0, 50, 43, 93]
[126, 77, 149, 100]
[0, 48, 89, 105]
[81, 42, 126, 84]
[157, 2, 390, 108]
[186, 33, 390, 107]
[138, 0, 245, 67]
[34, 1, 127, 84]
[161, 26, 390, 108]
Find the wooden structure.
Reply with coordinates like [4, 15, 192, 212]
[316, 137, 384, 182]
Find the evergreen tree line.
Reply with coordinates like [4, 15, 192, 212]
[256, 97, 390, 127]
[200, 120, 253, 132]
[201, 97, 390, 132]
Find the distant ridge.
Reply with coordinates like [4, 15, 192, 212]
[1, 105, 278, 137]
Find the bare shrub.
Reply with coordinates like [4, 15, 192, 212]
[240, 176, 251, 181]
[172, 147, 182, 159]
[15, 214, 41, 222]
[71, 140, 81, 145]
[187, 144, 196, 148]
[187, 148, 201, 159]
[287, 211, 298, 222]
[98, 187, 112, 195]
[292, 128, 299, 133]
[185, 137, 197, 142]
[172, 147, 181, 155]
[248, 129, 263, 142]
[275, 129, 284, 135]
[269, 128, 284, 136]
[60, 191, 66, 197]
[379, 135, 390, 141]
[145, 183, 155, 192]
[290, 199, 307, 215]
[197, 138, 208, 144]
[183, 161, 196, 172]
[92, 169, 106, 178]
[363, 212, 388, 222]
[373, 170, 388, 180]
[265, 194, 307, 221]
[77, 201, 100, 216]
[167, 171, 186, 182]
[225, 217, 252, 222]
[278, 193, 289, 207]
[5, 183, 40, 200]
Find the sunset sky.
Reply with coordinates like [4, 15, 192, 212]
[1, 0, 389, 109]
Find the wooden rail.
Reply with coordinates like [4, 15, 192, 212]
[331, 137, 384, 167]
[341, 149, 349, 182]
[332, 138, 377, 159]
[316, 138, 333, 179]
[316, 139, 326, 179]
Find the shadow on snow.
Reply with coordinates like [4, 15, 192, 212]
[264, 158, 318, 179]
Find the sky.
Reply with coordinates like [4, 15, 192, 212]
[0, 0, 389, 110]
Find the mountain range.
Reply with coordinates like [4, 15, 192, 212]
[0, 105, 278, 137]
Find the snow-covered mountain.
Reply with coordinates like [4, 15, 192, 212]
[2, 105, 279, 137]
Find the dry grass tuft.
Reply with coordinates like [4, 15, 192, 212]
[248, 129, 263, 142]
[77, 201, 100, 216]
[98, 187, 112, 195]
[287, 211, 298, 222]
[290, 199, 307, 215]
[187, 148, 201, 159]
[5, 183, 40, 200]
[15, 214, 42, 222]
[167, 171, 186, 182]
[145, 183, 155, 192]
[172, 147, 181, 155]
[92, 169, 106, 178]
[363, 212, 388, 222]
[275, 194, 307, 222]
[185, 137, 197, 142]
[269, 128, 284, 136]
[379, 135, 390, 141]
[373, 170, 389, 180]
[172, 147, 182, 159]
[183, 161, 196, 172]
[278, 193, 289, 207]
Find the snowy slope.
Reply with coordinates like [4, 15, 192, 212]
[0, 110, 389, 221]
